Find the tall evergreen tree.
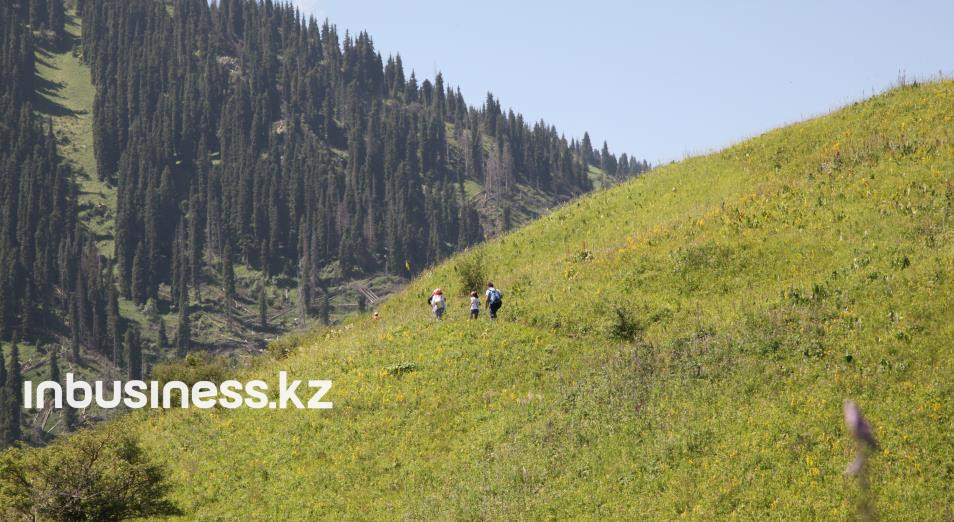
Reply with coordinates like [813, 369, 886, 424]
[107, 283, 121, 366]
[48, 0, 65, 42]
[258, 280, 268, 328]
[4, 337, 23, 446]
[49, 349, 60, 385]
[176, 283, 191, 357]
[131, 244, 147, 305]
[319, 290, 331, 326]
[581, 132, 593, 165]
[0, 344, 6, 447]
[70, 317, 81, 361]
[125, 329, 142, 381]
[48, 347, 75, 432]
[30, 0, 49, 29]
[157, 317, 168, 350]
[62, 390, 76, 432]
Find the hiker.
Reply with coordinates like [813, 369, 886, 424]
[469, 290, 480, 319]
[428, 288, 446, 320]
[485, 282, 502, 320]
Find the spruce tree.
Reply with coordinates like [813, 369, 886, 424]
[131, 244, 146, 305]
[176, 283, 190, 357]
[171, 222, 182, 310]
[20, 284, 34, 342]
[258, 280, 268, 328]
[49, 348, 60, 384]
[222, 241, 235, 326]
[62, 396, 76, 432]
[0, 344, 6, 447]
[48, 347, 75, 432]
[48, 0, 65, 42]
[30, 0, 49, 29]
[189, 192, 204, 299]
[4, 337, 23, 446]
[319, 290, 331, 326]
[125, 328, 141, 380]
[70, 315, 80, 361]
[581, 132, 593, 165]
[260, 239, 269, 278]
[297, 240, 311, 324]
[157, 317, 168, 349]
[0, 283, 6, 341]
[107, 284, 121, 366]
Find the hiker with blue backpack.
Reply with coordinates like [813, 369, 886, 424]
[485, 283, 503, 320]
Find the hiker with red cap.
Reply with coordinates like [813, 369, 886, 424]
[427, 288, 447, 320]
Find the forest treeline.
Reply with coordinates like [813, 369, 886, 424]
[79, 0, 646, 311]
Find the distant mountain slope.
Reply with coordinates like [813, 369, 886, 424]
[100, 81, 954, 518]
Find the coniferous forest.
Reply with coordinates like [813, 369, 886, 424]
[80, 0, 644, 305]
[0, 0, 647, 448]
[1, 0, 115, 447]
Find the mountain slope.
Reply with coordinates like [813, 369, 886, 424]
[100, 80, 954, 519]
[0, 0, 650, 451]
[6, 0, 646, 443]
[24, 0, 645, 369]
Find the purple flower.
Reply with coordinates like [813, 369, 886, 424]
[843, 400, 878, 450]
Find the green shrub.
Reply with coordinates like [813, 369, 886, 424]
[609, 308, 643, 342]
[151, 352, 230, 386]
[454, 250, 486, 295]
[0, 424, 181, 520]
[385, 361, 417, 377]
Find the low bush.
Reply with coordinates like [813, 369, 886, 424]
[151, 352, 230, 386]
[454, 251, 486, 296]
[0, 424, 181, 520]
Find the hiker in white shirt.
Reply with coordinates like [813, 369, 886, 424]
[469, 290, 480, 319]
[427, 288, 446, 320]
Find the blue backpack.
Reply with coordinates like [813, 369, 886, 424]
[488, 288, 502, 305]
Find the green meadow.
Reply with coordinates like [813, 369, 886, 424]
[49, 81, 954, 518]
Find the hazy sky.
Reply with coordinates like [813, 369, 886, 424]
[291, 1, 954, 163]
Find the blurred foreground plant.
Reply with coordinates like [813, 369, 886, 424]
[0, 424, 181, 520]
[844, 400, 879, 521]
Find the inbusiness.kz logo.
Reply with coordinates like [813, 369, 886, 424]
[24, 372, 332, 410]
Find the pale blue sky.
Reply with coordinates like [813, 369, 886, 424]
[292, 1, 954, 163]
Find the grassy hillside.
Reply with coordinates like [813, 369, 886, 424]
[87, 82, 954, 518]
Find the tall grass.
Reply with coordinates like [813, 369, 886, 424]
[64, 81, 954, 519]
